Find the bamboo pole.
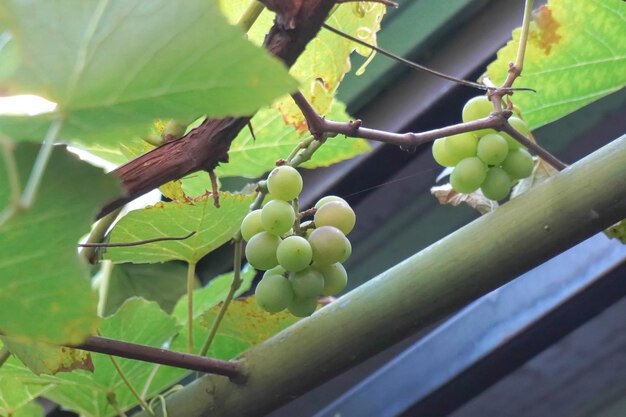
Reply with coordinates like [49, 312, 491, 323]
[135, 136, 626, 417]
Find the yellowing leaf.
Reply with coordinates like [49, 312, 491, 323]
[487, 0, 626, 129]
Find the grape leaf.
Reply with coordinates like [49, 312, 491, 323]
[0, 0, 296, 147]
[274, 3, 387, 132]
[1, 337, 92, 376]
[171, 297, 299, 360]
[40, 299, 183, 417]
[487, 0, 626, 129]
[605, 219, 626, 244]
[101, 262, 196, 316]
[216, 101, 370, 178]
[0, 373, 47, 417]
[172, 265, 256, 324]
[0, 144, 120, 344]
[105, 192, 255, 264]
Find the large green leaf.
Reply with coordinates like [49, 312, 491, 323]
[0, 375, 47, 417]
[172, 297, 299, 360]
[0, 144, 120, 344]
[43, 299, 183, 417]
[487, 0, 626, 129]
[0, 0, 296, 146]
[217, 101, 370, 178]
[102, 262, 194, 316]
[105, 192, 255, 264]
[171, 265, 256, 324]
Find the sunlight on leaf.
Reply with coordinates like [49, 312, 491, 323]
[487, 0, 626, 129]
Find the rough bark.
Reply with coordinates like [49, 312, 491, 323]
[99, 0, 337, 218]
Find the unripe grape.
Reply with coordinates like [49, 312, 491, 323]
[481, 167, 513, 201]
[245, 232, 280, 270]
[502, 117, 530, 150]
[502, 148, 534, 179]
[261, 200, 296, 236]
[308, 226, 352, 265]
[444, 132, 478, 161]
[263, 265, 286, 279]
[255, 275, 293, 313]
[315, 195, 347, 209]
[432, 138, 460, 167]
[290, 267, 324, 298]
[267, 166, 303, 201]
[241, 209, 264, 241]
[477, 133, 509, 165]
[288, 296, 318, 317]
[314, 201, 356, 235]
[450, 157, 488, 194]
[277, 236, 313, 272]
[462, 96, 496, 137]
[314, 262, 348, 296]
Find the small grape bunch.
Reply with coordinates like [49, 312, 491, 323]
[432, 96, 535, 201]
[241, 165, 355, 318]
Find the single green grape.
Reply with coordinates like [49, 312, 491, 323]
[462, 96, 496, 137]
[314, 262, 348, 296]
[277, 236, 313, 272]
[244, 231, 280, 270]
[263, 265, 286, 279]
[432, 138, 460, 167]
[290, 267, 324, 298]
[314, 201, 356, 235]
[267, 165, 303, 201]
[481, 167, 513, 201]
[444, 132, 479, 161]
[308, 226, 352, 265]
[240, 209, 264, 241]
[502, 117, 530, 150]
[477, 133, 509, 165]
[288, 295, 318, 317]
[255, 274, 294, 313]
[314, 195, 347, 209]
[450, 157, 488, 194]
[261, 200, 296, 236]
[502, 148, 534, 179]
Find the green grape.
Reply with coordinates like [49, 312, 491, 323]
[308, 226, 352, 265]
[277, 236, 313, 272]
[481, 167, 513, 201]
[261, 200, 296, 236]
[263, 265, 286, 279]
[241, 209, 264, 241]
[314, 201, 356, 235]
[244, 231, 280, 270]
[477, 133, 509, 165]
[314, 262, 348, 296]
[288, 295, 318, 318]
[502, 117, 530, 150]
[255, 274, 294, 313]
[462, 96, 496, 137]
[314, 195, 347, 209]
[267, 165, 303, 201]
[450, 157, 488, 194]
[290, 267, 324, 298]
[432, 138, 460, 167]
[444, 132, 479, 161]
[502, 148, 534, 179]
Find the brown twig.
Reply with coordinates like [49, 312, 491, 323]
[336, 0, 398, 6]
[78, 231, 196, 248]
[209, 170, 220, 208]
[76, 335, 241, 378]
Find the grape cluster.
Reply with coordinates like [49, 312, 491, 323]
[432, 96, 535, 201]
[242, 166, 355, 317]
